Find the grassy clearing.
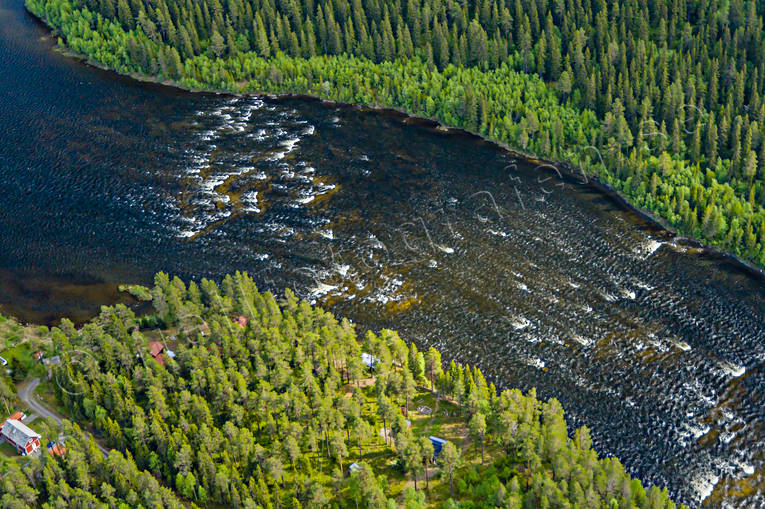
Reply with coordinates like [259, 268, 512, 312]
[34, 379, 69, 417]
[0, 441, 18, 458]
[1, 343, 34, 370]
[341, 382, 496, 503]
[0, 315, 48, 349]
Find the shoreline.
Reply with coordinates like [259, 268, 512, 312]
[23, 7, 765, 291]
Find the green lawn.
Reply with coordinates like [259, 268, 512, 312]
[0, 441, 18, 458]
[0, 342, 36, 372]
[341, 383, 483, 503]
[0, 315, 47, 350]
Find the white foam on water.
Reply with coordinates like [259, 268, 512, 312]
[251, 128, 268, 140]
[620, 288, 636, 300]
[178, 214, 199, 224]
[526, 357, 545, 369]
[635, 280, 654, 291]
[427, 259, 438, 268]
[644, 334, 667, 352]
[581, 305, 592, 314]
[335, 264, 350, 277]
[365, 276, 406, 304]
[302, 125, 315, 135]
[318, 229, 334, 240]
[510, 316, 530, 330]
[297, 195, 315, 204]
[437, 245, 454, 254]
[488, 229, 508, 237]
[669, 338, 692, 351]
[178, 229, 198, 238]
[310, 282, 337, 298]
[718, 361, 746, 378]
[241, 190, 260, 213]
[567, 280, 581, 289]
[198, 175, 228, 192]
[689, 469, 719, 503]
[636, 239, 664, 258]
[571, 334, 593, 348]
[680, 420, 711, 445]
[190, 197, 214, 209]
[199, 129, 216, 141]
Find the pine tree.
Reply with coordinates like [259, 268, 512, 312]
[706, 113, 718, 163]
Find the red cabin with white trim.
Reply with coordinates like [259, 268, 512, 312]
[1, 418, 41, 456]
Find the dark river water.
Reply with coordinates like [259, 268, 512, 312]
[2, 0, 764, 506]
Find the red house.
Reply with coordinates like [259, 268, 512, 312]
[1, 418, 41, 456]
[148, 342, 165, 357]
[148, 341, 166, 366]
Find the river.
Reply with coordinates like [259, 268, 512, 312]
[1, 0, 764, 506]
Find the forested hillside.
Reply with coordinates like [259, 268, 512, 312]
[25, 0, 765, 268]
[0, 272, 685, 508]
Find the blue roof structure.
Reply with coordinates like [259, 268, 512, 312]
[429, 436, 447, 458]
[361, 352, 380, 368]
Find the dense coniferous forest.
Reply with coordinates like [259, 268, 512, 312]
[24, 0, 765, 268]
[0, 272, 685, 508]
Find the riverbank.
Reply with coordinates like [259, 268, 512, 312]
[26, 5, 765, 287]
